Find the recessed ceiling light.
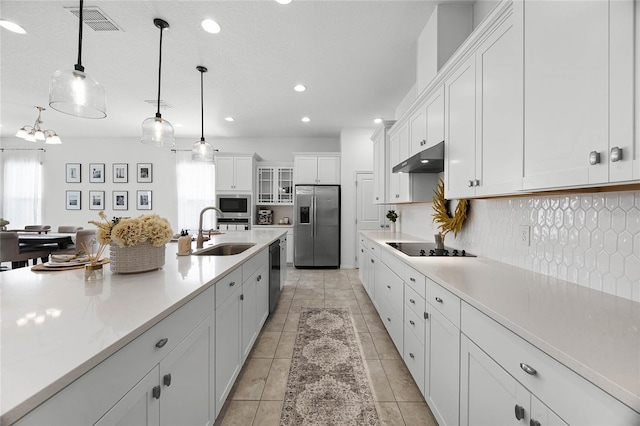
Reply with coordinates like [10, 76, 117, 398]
[201, 19, 221, 34]
[374, 118, 382, 124]
[301, 117, 310, 123]
[276, 0, 293, 4]
[0, 19, 26, 34]
[294, 84, 306, 92]
[225, 117, 235, 122]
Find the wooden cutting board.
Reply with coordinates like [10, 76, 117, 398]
[31, 258, 110, 272]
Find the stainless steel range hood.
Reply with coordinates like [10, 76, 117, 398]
[392, 141, 444, 173]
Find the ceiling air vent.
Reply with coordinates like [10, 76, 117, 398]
[144, 100, 174, 109]
[66, 6, 121, 32]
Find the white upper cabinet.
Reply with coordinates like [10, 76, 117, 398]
[371, 121, 394, 204]
[409, 107, 427, 156]
[216, 155, 256, 192]
[257, 164, 294, 205]
[293, 154, 340, 185]
[522, 0, 636, 190]
[425, 86, 445, 149]
[445, 3, 523, 199]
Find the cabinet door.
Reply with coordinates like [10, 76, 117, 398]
[388, 131, 400, 202]
[372, 135, 385, 203]
[531, 395, 569, 426]
[475, 5, 523, 196]
[215, 287, 242, 414]
[425, 86, 445, 148]
[242, 275, 258, 363]
[294, 157, 319, 184]
[286, 232, 294, 264]
[409, 107, 427, 156]
[257, 167, 275, 204]
[317, 156, 340, 184]
[460, 334, 524, 426]
[397, 125, 412, 202]
[216, 157, 236, 191]
[159, 317, 213, 426]
[256, 264, 270, 330]
[277, 167, 294, 204]
[94, 366, 160, 426]
[427, 308, 460, 426]
[523, 1, 609, 189]
[234, 157, 254, 191]
[445, 55, 477, 199]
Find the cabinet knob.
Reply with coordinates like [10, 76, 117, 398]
[468, 180, 474, 187]
[530, 420, 541, 426]
[474, 179, 480, 187]
[589, 151, 601, 165]
[155, 338, 168, 348]
[375, 196, 379, 200]
[257, 275, 262, 281]
[387, 317, 391, 322]
[409, 277, 416, 282]
[611, 146, 623, 162]
[153, 385, 161, 400]
[387, 285, 391, 289]
[520, 363, 537, 376]
[514, 404, 525, 421]
[409, 320, 415, 326]
[409, 352, 415, 359]
[163, 373, 172, 387]
[371, 259, 374, 263]
[424, 312, 429, 320]
[361, 249, 364, 253]
[229, 281, 236, 287]
[409, 299, 415, 304]
[240, 294, 244, 301]
[380, 224, 385, 228]
[435, 296, 443, 303]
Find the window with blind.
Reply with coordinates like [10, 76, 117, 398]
[175, 151, 216, 232]
[1, 149, 43, 228]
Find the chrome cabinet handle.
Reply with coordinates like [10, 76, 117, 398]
[424, 312, 429, 320]
[468, 180, 474, 187]
[370, 259, 374, 263]
[155, 338, 168, 348]
[409, 299, 415, 304]
[387, 285, 391, 289]
[520, 363, 537, 375]
[153, 385, 161, 399]
[229, 281, 236, 287]
[611, 146, 623, 162]
[257, 275, 262, 281]
[163, 373, 172, 387]
[435, 297, 443, 303]
[409, 353, 415, 359]
[589, 151, 601, 165]
[474, 179, 480, 187]
[514, 404, 525, 421]
[530, 419, 541, 426]
[409, 277, 415, 282]
[387, 317, 391, 322]
[409, 320, 415, 326]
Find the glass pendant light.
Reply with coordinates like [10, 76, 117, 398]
[192, 65, 217, 161]
[141, 18, 174, 147]
[49, 0, 106, 119]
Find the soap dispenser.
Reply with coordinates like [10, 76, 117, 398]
[178, 229, 192, 255]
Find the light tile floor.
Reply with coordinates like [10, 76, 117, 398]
[214, 268, 438, 426]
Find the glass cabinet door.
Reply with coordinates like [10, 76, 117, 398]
[258, 168, 275, 203]
[277, 168, 294, 204]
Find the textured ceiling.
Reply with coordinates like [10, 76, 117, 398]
[0, 1, 437, 141]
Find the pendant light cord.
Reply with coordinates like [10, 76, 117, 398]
[156, 24, 164, 117]
[200, 69, 205, 141]
[75, 0, 84, 72]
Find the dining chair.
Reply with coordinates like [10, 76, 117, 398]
[55, 229, 97, 255]
[58, 225, 84, 233]
[24, 225, 51, 234]
[0, 231, 52, 269]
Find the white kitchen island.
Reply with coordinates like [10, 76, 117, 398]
[0, 229, 285, 425]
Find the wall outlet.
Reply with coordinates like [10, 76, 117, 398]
[519, 225, 530, 246]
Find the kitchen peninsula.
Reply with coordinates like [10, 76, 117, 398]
[0, 229, 286, 425]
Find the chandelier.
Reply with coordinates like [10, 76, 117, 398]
[15, 106, 62, 144]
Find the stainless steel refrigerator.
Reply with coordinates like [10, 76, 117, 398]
[294, 185, 340, 268]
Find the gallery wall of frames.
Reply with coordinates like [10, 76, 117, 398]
[64, 162, 154, 211]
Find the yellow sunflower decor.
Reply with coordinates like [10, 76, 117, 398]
[432, 178, 468, 238]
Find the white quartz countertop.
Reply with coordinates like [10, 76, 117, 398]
[0, 229, 286, 424]
[361, 230, 640, 414]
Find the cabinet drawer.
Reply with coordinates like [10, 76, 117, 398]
[215, 268, 243, 308]
[403, 323, 425, 395]
[461, 302, 640, 426]
[425, 277, 460, 327]
[242, 248, 268, 282]
[404, 305, 425, 346]
[401, 267, 426, 299]
[16, 287, 213, 425]
[404, 284, 425, 318]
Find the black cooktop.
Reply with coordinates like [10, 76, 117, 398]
[386, 242, 476, 257]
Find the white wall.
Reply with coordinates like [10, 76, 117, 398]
[399, 191, 640, 303]
[1, 136, 338, 233]
[339, 128, 375, 268]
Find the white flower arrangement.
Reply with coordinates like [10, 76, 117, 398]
[90, 211, 173, 248]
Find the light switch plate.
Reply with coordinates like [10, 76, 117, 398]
[519, 225, 530, 246]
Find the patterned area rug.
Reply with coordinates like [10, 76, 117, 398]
[280, 308, 380, 425]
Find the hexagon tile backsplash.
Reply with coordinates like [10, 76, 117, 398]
[448, 190, 640, 302]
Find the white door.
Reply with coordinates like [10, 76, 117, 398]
[355, 172, 384, 266]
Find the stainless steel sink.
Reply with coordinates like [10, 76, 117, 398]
[193, 243, 255, 256]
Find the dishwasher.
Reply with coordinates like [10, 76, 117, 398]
[269, 240, 281, 313]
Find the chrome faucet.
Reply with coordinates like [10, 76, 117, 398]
[197, 206, 224, 249]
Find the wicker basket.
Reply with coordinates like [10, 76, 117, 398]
[109, 241, 165, 274]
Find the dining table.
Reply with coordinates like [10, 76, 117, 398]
[17, 233, 74, 249]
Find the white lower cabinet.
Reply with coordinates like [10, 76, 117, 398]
[215, 283, 242, 416]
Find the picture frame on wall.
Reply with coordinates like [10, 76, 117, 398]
[137, 190, 152, 210]
[66, 190, 81, 210]
[137, 163, 152, 183]
[112, 163, 128, 183]
[89, 163, 105, 183]
[89, 191, 105, 210]
[113, 191, 128, 210]
[65, 163, 81, 183]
